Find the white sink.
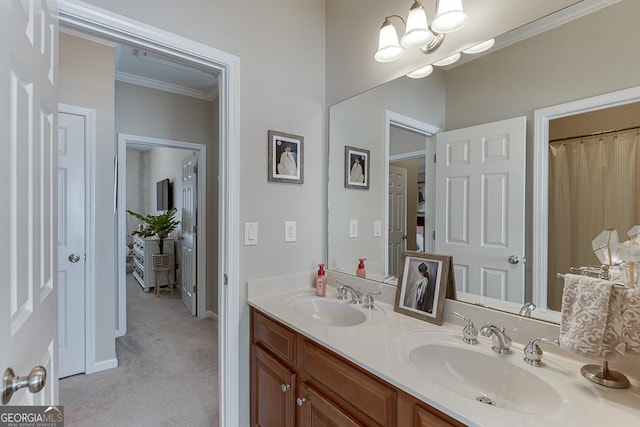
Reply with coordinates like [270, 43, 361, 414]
[284, 292, 385, 327]
[395, 331, 568, 414]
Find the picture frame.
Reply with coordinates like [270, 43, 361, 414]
[268, 130, 304, 184]
[394, 252, 454, 325]
[344, 145, 370, 189]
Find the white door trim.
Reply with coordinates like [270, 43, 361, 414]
[533, 85, 640, 309]
[116, 134, 208, 334]
[58, 1, 241, 425]
[385, 110, 441, 275]
[57, 103, 99, 374]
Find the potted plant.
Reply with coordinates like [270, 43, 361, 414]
[127, 207, 180, 253]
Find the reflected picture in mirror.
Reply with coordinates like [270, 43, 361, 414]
[344, 146, 370, 189]
[328, 0, 640, 324]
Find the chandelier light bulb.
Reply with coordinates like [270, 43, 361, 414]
[400, 1, 434, 49]
[406, 64, 434, 79]
[433, 52, 461, 67]
[374, 19, 404, 62]
[431, 0, 468, 34]
[462, 39, 495, 54]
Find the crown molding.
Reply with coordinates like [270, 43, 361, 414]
[115, 70, 218, 101]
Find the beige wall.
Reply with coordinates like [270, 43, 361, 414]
[550, 102, 640, 140]
[75, 1, 325, 423]
[58, 32, 116, 366]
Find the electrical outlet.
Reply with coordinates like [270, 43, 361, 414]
[244, 222, 258, 246]
[284, 221, 296, 242]
[349, 220, 358, 238]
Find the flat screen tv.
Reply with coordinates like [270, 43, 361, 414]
[156, 178, 173, 211]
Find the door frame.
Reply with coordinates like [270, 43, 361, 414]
[384, 110, 441, 275]
[58, 1, 241, 425]
[116, 134, 207, 335]
[533, 85, 640, 309]
[58, 103, 99, 374]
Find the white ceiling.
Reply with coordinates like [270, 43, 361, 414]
[114, 45, 219, 101]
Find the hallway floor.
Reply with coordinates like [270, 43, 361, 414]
[59, 274, 219, 426]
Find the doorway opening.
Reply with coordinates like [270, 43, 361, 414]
[385, 111, 440, 277]
[58, 4, 241, 425]
[117, 134, 208, 336]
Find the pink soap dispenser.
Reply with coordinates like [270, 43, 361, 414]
[315, 264, 327, 297]
[356, 258, 367, 278]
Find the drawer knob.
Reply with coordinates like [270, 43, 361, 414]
[280, 383, 290, 393]
[296, 397, 307, 407]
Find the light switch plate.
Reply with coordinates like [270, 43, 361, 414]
[244, 222, 258, 246]
[373, 220, 382, 237]
[284, 221, 296, 242]
[349, 220, 358, 238]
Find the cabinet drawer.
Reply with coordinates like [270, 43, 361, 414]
[301, 339, 396, 426]
[252, 310, 297, 366]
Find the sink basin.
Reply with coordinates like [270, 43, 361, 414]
[395, 331, 567, 414]
[285, 292, 385, 327]
[293, 299, 366, 326]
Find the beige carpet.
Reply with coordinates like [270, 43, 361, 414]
[59, 274, 219, 426]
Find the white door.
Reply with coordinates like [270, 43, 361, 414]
[181, 153, 197, 315]
[435, 117, 526, 303]
[0, 0, 59, 405]
[388, 165, 407, 277]
[57, 112, 85, 378]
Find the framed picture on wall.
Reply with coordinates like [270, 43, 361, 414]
[268, 130, 304, 184]
[344, 145, 370, 189]
[394, 252, 454, 325]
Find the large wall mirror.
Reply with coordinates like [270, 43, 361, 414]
[328, 0, 640, 323]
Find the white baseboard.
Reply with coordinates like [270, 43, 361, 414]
[87, 358, 118, 374]
[205, 310, 218, 321]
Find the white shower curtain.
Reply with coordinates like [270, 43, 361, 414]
[547, 128, 640, 310]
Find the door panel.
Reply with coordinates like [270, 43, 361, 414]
[388, 165, 407, 277]
[435, 117, 526, 304]
[181, 153, 197, 315]
[57, 112, 85, 378]
[1, 0, 58, 405]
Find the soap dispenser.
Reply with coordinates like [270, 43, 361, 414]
[356, 258, 367, 278]
[315, 264, 327, 297]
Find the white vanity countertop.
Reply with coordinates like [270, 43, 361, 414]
[248, 287, 640, 427]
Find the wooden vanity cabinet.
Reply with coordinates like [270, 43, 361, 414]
[397, 391, 466, 427]
[251, 308, 462, 427]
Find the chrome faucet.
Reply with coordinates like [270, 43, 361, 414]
[336, 282, 363, 304]
[518, 302, 536, 317]
[363, 290, 382, 309]
[523, 337, 559, 366]
[479, 324, 512, 354]
[453, 312, 478, 345]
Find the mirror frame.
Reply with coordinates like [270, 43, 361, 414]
[533, 84, 640, 312]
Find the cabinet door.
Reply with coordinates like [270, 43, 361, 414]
[397, 391, 465, 427]
[297, 383, 361, 427]
[252, 344, 296, 427]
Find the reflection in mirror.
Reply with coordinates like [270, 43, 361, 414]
[546, 102, 640, 310]
[328, 0, 640, 323]
[387, 124, 433, 277]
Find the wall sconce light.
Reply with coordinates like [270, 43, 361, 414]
[374, 0, 452, 63]
[375, 1, 495, 79]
